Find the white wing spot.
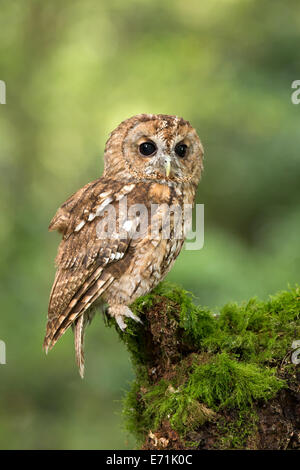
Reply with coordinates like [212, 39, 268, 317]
[74, 220, 85, 232]
[88, 212, 96, 222]
[99, 191, 112, 198]
[95, 197, 113, 216]
[122, 184, 135, 193]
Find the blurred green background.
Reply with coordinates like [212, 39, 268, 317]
[0, 0, 300, 449]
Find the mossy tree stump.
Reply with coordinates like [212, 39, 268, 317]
[107, 283, 300, 450]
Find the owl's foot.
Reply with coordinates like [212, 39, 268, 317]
[109, 305, 142, 331]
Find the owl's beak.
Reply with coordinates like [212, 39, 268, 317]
[164, 157, 171, 178]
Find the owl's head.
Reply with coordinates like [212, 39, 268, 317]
[103, 114, 204, 185]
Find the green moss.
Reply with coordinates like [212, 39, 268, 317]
[132, 282, 215, 345]
[201, 289, 300, 364]
[186, 353, 284, 409]
[110, 282, 300, 447]
[216, 410, 259, 449]
[122, 381, 147, 443]
[122, 377, 215, 441]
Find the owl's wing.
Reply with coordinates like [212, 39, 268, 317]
[48, 180, 95, 235]
[43, 178, 137, 353]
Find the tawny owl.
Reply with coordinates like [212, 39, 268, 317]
[44, 114, 204, 377]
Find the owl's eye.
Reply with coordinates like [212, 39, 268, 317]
[139, 141, 157, 157]
[175, 143, 188, 158]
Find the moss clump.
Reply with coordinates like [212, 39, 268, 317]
[108, 282, 300, 449]
[186, 353, 283, 409]
[216, 409, 259, 449]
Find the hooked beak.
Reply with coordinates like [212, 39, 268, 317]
[164, 157, 171, 178]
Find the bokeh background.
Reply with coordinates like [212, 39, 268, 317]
[0, 0, 300, 449]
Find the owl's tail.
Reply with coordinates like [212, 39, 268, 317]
[43, 318, 86, 378]
[73, 315, 85, 379]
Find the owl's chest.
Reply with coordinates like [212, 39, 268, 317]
[103, 182, 191, 302]
[107, 235, 183, 304]
[129, 208, 185, 284]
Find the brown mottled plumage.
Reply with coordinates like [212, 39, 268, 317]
[44, 114, 204, 377]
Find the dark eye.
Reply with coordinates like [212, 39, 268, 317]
[139, 141, 157, 157]
[175, 143, 188, 158]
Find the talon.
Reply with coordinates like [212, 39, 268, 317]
[129, 312, 143, 324]
[116, 315, 127, 331]
[124, 307, 143, 324]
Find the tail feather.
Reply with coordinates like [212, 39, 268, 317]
[74, 315, 85, 378]
[43, 273, 114, 353]
[43, 273, 114, 377]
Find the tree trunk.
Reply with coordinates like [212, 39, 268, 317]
[109, 283, 300, 450]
